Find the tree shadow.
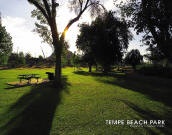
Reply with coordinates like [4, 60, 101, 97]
[74, 70, 172, 107]
[118, 99, 172, 135]
[73, 70, 125, 78]
[96, 72, 172, 107]
[0, 76, 70, 135]
[74, 70, 172, 134]
[94, 72, 172, 134]
[73, 71, 103, 76]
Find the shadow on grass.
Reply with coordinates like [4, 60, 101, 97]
[76, 71, 172, 107]
[118, 99, 172, 135]
[74, 70, 172, 134]
[75, 70, 172, 107]
[97, 73, 172, 107]
[73, 70, 125, 78]
[99, 72, 172, 134]
[74, 71, 104, 76]
[0, 76, 70, 135]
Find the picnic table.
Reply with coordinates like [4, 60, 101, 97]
[18, 74, 41, 83]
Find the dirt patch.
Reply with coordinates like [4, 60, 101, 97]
[7, 79, 49, 86]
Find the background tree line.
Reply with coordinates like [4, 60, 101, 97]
[2, 49, 75, 68]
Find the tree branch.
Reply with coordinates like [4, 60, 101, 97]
[79, 0, 83, 11]
[51, 0, 59, 17]
[61, 0, 106, 40]
[42, 0, 51, 18]
[28, 0, 49, 21]
[61, 0, 90, 39]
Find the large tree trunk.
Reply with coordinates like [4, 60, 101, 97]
[50, 17, 63, 87]
[54, 44, 62, 87]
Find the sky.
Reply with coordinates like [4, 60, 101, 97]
[0, 0, 147, 58]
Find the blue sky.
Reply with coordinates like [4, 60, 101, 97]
[0, 0, 147, 57]
[0, 0, 32, 18]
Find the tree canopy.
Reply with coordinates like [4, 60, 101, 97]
[125, 49, 143, 70]
[117, 0, 172, 62]
[76, 11, 132, 73]
[0, 25, 13, 65]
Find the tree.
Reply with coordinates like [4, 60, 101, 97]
[8, 53, 18, 67]
[144, 45, 165, 65]
[81, 52, 96, 72]
[18, 52, 26, 65]
[117, 0, 172, 62]
[8, 52, 26, 67]
[76, 23, 96, 72]
[125, 49, 143, 70]
[25, 53, 32, 61]
[28, 0, 105, 86]
[76, 11, 132, 73]
[0, 25, 13, 65]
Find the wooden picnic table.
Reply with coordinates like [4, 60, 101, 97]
[18, 74, 40, 83]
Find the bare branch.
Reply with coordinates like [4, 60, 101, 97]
[61, 7, 87, 40]
[84, 0, 90, 10]
[61, 0, 106, 40]
[61, 0, 90, 37]
[87, 1, 106, 12]
[79, 0, 83, 10]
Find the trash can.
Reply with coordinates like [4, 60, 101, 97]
[46, 72, 54, 80]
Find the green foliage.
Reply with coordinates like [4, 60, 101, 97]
[72, 53, 81, 67]
[61, 41, 73, 67]
[125, 49, 143, 70]
[25, 53, 32, 61]
[144, 46, 166, 65]
[0, 25, 13, 65]
[77, 11, 132, 73]
[76, 23, 96, 72]
[31, 8, 53, 47]
[18, 52, 26, 65]
[0, 55, 9, 65]
[8, 52, 26, 67]
[117, 0, 172, 61]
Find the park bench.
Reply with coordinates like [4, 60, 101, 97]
[18, 74, 41, 83]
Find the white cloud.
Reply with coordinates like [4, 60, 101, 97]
[2, 16, 52, 57]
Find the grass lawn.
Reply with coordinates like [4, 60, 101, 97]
[0, 67, 172, 135]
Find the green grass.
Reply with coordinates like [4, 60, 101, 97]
[0, 67, 172, 135]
